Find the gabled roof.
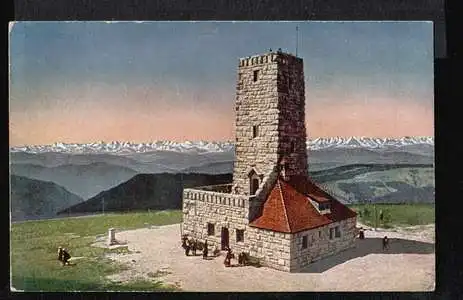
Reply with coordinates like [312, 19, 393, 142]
[249, 175, 357, 233]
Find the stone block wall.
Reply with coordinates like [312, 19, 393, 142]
[246, 227, 292, 272]
[276, 55, 308, 178]
[232, 52, 308, 196]
[289, 217, 357, 272]
[182, 188, 250, 253]
[232, 53, 280, 196]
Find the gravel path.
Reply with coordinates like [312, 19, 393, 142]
[97, 223, 435, 292]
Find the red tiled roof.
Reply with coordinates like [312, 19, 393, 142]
[249, 175, 357, 233]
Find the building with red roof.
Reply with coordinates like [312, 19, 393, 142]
[182, 51, 357, 272]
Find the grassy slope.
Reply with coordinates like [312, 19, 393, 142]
[10, 210, 182, 292]
[348, 203, 435, 228]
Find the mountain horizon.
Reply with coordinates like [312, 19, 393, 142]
[10, 135, 434, 148]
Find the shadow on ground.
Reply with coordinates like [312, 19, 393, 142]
[300, 238, 435, 273]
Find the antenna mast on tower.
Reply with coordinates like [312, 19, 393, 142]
[295, 25, 299, 57]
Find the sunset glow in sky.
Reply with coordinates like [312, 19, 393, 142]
[9, 21, 434, 146]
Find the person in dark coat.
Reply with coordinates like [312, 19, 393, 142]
[224, 247, 233, 267]
[191, 239, 197, 256]
[185, 242, 191, 256]
[58, 246, 63, 262]
[202, 240, 208, 259]
[181, 236, 188, 250]
[61, 248, 71, 266]
[359, 227, 365, 240]
[382, 236, 389, 250]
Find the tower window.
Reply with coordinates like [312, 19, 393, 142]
[252, 125, 259, 138]
[253, 70, 259, 82]
[250, 178, 259, 195]
[290, 141, 296, 153]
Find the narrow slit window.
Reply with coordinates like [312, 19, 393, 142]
[290, 141, 296, 153]
[329, 228, 334, 240]
[253, 70, 259, 82]
[252, 125, 259, 138]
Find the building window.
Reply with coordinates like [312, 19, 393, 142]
[302, 235, 308, 249]
[329, 228, 334, 240]
[253, 70, 259, 82]
[250, 177, 259, 195]
[236, 229, 244, 242]
[252, 125, 259, 138]
[207, 223, 215, 236]
[319, 231, 322, 238]
[335, 226, 341, 238]
[290, 141, 296, 153]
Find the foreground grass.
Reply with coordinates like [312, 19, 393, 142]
[11, 210, 182, 292]
[348, 203, 435, 228]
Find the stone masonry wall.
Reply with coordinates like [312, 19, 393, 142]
[276, 55, 309, 178]
[182, 188, 250, 253]
[289, 217, 357, 272]
[246, 227, 292, 272]
[232, 53, 280, 196]
[232, 52, 308, 196]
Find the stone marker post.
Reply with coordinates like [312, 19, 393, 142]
[108, 228, 116, 246]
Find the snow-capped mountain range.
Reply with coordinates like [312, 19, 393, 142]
[10, 137, 434, 154]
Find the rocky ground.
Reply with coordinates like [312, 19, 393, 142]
[92, 223, 435, 292]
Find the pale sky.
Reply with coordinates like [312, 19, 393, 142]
[9, 21, 434, 146]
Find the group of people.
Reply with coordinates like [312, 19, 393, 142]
[182, 235, 209, 259]
[181, 235, 249, 267]
[57, 246, 71, 266]
[358, 228, 390, 250]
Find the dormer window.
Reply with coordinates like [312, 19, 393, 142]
[308, 197, 331, 215]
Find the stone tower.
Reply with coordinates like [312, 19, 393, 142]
[232, 51, 309, 196]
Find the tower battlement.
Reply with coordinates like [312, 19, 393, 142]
[238, 52, 302, 68]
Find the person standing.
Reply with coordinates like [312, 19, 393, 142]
[382, 236, 389, 250]
[202, 240, 209, 259]
[58, 246, 63, 262]
[224, 247, 233, 267]
[61, 248, 71, 266]
[359, 227, 365, 240]
[192, 239, 197, 256]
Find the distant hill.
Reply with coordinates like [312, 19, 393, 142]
[57, 173, 232, 215]
[10, 175, 84, 222]
[10, 162, 138, 199]
[181, 161, 234, 174]
[308, 148, 433, 165]
[317, 166, 435, 204]
[309, 163, 434, 183]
